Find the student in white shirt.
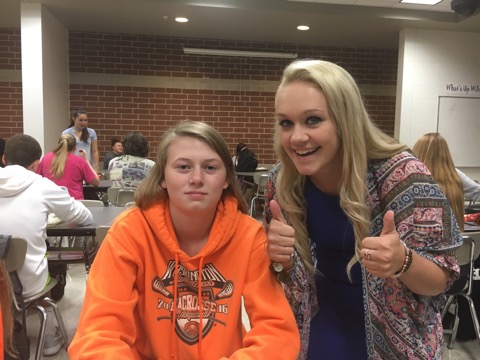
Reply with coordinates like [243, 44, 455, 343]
[456, 168, 480, 203]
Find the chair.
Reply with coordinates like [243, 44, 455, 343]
[95, 226, 110, 246]
[107, 187, 121, 206]
[249, 173, 268, 217]
[1, 236, 69, 360]
[79, 199, 105, 207]
[442, 236, 480, 349]
[116, 188, 136, 207]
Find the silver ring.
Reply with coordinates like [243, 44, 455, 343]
[365, 249, 371, 261]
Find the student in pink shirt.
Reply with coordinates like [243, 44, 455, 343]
[38, 134, 99, 199]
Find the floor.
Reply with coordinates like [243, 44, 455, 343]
[25, 264, 479, 359]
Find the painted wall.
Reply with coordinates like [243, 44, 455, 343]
[396, 28, 480, 180]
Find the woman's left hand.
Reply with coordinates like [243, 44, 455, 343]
[360, 210, 406, 278]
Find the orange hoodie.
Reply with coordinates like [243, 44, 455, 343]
[68, 196, 300, 360]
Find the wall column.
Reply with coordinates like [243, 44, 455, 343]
[21, 3, 69, 153]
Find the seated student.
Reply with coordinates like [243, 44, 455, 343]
[234, 143, 258, 197]
[0, 134, 93, 356]
[103, 137, 123, 170]
[37, 134, 100, 200]
[68, 121, 300, 359]
[0, 138, 5, 167]
[456, 168, 480, 204]
[108, 131, 155, 188]
[234, 142, 258, 172]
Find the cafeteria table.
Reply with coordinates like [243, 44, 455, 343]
[83, 179, 112, 201]
[47, 206, 126, 270]
[47, 206, 125, 237]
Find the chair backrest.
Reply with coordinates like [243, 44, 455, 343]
[253, 173, 269, 196]
[457, 236, 475, 266]
[0, 236, 27, 272]
[79, 199, 105, 207]
[0, 236, 30, 360]
[116, 189, 135, 207]
[463, 231, 480, 260]
[107, 187, 120, 206]
[256, 163, 273, 171]
[452, 236, 476, 297]
[95, 226, 110, 246]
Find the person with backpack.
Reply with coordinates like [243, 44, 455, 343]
[234, 143, 258, 172]
[234, 143, 259, 203]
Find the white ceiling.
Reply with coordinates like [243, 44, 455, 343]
[1, 0, 480, 48]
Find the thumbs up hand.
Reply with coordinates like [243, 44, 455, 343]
[266, 200, 296, 268]
[360, 210, 406, 278]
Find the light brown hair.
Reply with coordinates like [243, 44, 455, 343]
[135, 120, 247, 213]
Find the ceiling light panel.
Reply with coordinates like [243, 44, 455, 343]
[287, 0, 451, 11]
[400, 0, 442, 5]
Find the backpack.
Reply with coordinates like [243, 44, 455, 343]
[235, 148, 258, 172]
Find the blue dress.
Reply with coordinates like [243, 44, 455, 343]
[305, 178, 367, 360]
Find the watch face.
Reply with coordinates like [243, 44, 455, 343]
[272, 261, 283, 272]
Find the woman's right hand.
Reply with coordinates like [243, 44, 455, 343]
[78, 149, 87, 160]
[266, 200, 296, 269]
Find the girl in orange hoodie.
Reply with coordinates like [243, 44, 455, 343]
[68, 120, 300, 360]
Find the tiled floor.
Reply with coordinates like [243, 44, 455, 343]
[26, 265, 479, 360]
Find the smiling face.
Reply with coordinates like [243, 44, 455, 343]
[112, 141, 123, 154]
[275, 80, 342, 191]
[161, 136, 228, 217]
[73, 113, 88, 129]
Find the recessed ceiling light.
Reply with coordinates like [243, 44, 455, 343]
[400, 0, 442, 4]
[175, 17, 189, 23]
[297, 25, 310, 31]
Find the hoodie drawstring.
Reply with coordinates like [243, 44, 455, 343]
[170, 252, 179, 360]
[197, 256, 205, 360]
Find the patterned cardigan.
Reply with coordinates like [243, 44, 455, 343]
[264, 151, 462, 360]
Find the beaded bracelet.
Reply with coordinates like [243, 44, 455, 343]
[394, 241, 413, 278]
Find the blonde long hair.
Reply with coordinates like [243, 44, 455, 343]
[274, 60, 407, 273]
[50, 134, 76, 179]
[412, 133, 464, 231]
[135, 120, 248, 213]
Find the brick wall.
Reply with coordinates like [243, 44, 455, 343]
[0, 81, 22, 138]
[0, 28, 398, 163]
[71, 85, 276, 163]
[0, 28, 22, 139]
[0, 28, 21, 70]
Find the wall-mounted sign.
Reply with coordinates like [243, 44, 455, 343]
[445, 83, 480, 95]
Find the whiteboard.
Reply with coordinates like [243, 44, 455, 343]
[437, 96, 480, 167]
